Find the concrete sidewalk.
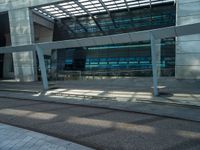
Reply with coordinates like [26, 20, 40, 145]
[0, 123, 93, 150]
[0, 90, 200, 122]
[0, 77, 200, 106]
[0, 78, 200, 122]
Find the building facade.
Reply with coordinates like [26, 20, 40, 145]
[0, 0, 199, 81]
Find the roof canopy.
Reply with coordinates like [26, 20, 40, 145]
[34, 0, 175, 19]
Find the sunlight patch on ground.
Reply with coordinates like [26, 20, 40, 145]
[67, 116, 155, 134]
[177, 130, 200, 139]
[45, 88, 153, 99]
[0, 109, 57, 120]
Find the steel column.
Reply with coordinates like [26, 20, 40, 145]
[36, 45, 49, 90]
[151, 33, 159, 96]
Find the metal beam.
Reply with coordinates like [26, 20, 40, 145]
[74, 0, 104, 33]
[60, 21, 76, 34]
[56, 19, 77, 37]
[98, 0, 117, 28]
[63, 19, 88, 33]
[124, 0, 130, 12]
[35, 8, 77, 36]
[0, 45, 35, 54]
[36, 8, 55, 20]
[1, 22, 200, 54]
[55, 4, 88, 32]
[150, 0, 152, 8]
[37, 6, 80, 32]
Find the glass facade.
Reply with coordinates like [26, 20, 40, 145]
[48, 3, 176, 77]
[53, 4, 175, 39]
[34, 0, 175, 20]
[85, 40, 175, 71]
[54, 38, 175, 77]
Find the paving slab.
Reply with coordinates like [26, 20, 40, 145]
[0, 97, 199, 150]
[0, 123, 93, 150]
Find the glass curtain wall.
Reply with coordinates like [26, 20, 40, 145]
[51, 4, 176, 79]
[54, 5, 176, 40]
[54, 38, 175, 78]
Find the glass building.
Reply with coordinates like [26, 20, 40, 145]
[0, 0, 199, 81]
[34, 0, 176, 78]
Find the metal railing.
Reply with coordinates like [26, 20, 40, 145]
[52, 68, 174, 81]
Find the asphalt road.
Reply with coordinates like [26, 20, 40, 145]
[0, 97, 199, 150]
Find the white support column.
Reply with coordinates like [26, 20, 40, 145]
[36, 45, 49, 90]
[151, 33, 159, 96]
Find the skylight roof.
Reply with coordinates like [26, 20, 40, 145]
[34, 0, 175, 19]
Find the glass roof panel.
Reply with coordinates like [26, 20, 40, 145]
[34, 0, 175, 20]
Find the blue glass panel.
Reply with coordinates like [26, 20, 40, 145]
[65, 59, 73, 65]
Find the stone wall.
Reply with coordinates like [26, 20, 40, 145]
[9, 8, 36, 81]
[176, 0, 200, 79]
